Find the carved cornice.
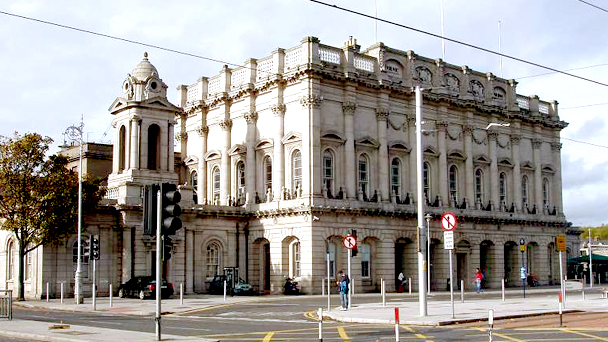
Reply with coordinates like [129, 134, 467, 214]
[219, 119, 233, 131]
[510, 135, 521, 145]
[196, 125, 209, 137]
[551, 142, 562, 151]
[436, 121, 449, 133]
[531, 138, 542, 149]
[342, 101, 357, 115]
[487, 130, 499, 141]
[175, 131, 188, 142]
[271, 104, 287, 117]
[244, 111, 258, 125]
[375, 108, 390, 121]
[299, 94, 323, 108]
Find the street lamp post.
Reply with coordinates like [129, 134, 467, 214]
[415, 86, 427, 316]
[425, 213, 432, 295]
[64, 118, 84, 305]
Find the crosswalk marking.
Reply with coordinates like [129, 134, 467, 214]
[263, 331, 275, 342]
[560, 328, 608, 341]
[338, 326, 351, 341]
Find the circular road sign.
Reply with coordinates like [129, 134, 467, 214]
[343, 234, 357, 249]
[441, 212, 458, 231]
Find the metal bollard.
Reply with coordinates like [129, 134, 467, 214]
[382, 279, 386, 307]
[394, 307, 400, 341]
[93, 283, 96, 311]
[60, 282, 64, 304]
[461, 280, 464, 303]
[46, 282, 49, 302]
[180, 282, 184, 305]
[223, 280, 227, 302]
[408, 277, 411, 295]
[318, 307, 323, 341]
[501, 279, 505, 302]
[109, 284, 113, 307]
[488, 309, 494, 342]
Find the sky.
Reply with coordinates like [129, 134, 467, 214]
[1, 0, 607, 227]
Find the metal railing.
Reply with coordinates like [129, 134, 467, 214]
[0, 290, 12, 320]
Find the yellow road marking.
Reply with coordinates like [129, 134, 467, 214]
[338, 326, 351, 341]
[561, 328, 608, 341]
[262, 331, 275, 342]
[401, 325, 427, 338]
[473, 327, 527, 342]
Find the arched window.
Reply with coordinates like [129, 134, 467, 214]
[147, 124, 161, 170]
[391, 158, 401, 197]
[191, 170, 198, 203]
[499, 172, 507, 204]
[358, 154, 369, 198]
[290, 241, 301, 278]
[72, 237, 90, 278]
[264, 156, 272, 192]
[292, 150, 302, 194]
[360, 242, 371, 278]
[326, 241, 336, 278]
[543, 178, 550, 206]
[522, 175, 529, 206]
[237, 162, 246, 200]
[206, 242, 221, 279]
[423, 162, 431, 202]
[212, 167, 220, 204]
[449, 165, 458, 203]
[6, 240, 14, 280]
[118, 125, 126, 171]
[475, 169, 484, 204]
[322, 150, 334, 195]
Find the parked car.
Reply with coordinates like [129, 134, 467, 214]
[117, 276, 174, 299]
[208, 274, 253, 295]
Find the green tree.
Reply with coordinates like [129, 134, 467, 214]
[0, 132, 103, 300]
[580, 224, 608, 241]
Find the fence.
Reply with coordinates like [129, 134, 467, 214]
[0, 290, 12, 320]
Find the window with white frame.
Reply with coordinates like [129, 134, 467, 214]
[391, 158, 401, 197]
[326, 241, 336, 278]
[25, 248, 32, 280]
[6, 240, 14, 280]
[291, 241, 301, 278]
[522, 175, 529, 205]
[449, 165, 458, 204]
[237, 162, 245, 200]
[322, 150, 334, 195]
[358, 154, 369, 198]
[292, 150, 302, 194]
[360, 243, 370, 278]
[191, 170, 198, 202]
[475, 169, 484, 204]
[72, 237, 90, 278]
[264, 156, 272, 193]
[499, 172, 507, 204]
[212, 167, 220, 204]
[423, 162, 431, 202]
[543, 178, 550, 206]
[206, 242, 221, 278]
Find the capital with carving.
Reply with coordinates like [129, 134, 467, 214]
[196, 125, 209, 137]
[510, 134, 521, 145]
[375, 108, 390, 121]
[463, 125, 474, 136]
[219, 119, 233, 131]
[550, 142, 562, 151]
[175, 131, 188, 142]
[342, 101, 357, 115]
[271, 104, 286, 117]
[531, 138, 542, 149]
[244, 111, 258, 125]
[130, 114, 140, 122]
[407, 116, 417, 127]
[487, 130, 499, 141]
[299, 94, 323, 108]
[436, 121, 449, 132]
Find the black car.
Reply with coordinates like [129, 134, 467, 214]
[117, 276, 174, 299]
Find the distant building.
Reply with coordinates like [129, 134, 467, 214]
[2, 37, 569, 298]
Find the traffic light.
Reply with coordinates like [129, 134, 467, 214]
[351, 229, 358, 257]
[163, 236, 173, 261]
[161, 183, 182, 235]
[143, 184, 160, 236]
[91, 235, 100, 260]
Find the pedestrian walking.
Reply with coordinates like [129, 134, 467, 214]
[475, 268, 483, 293]
[337, 270, 350, 310]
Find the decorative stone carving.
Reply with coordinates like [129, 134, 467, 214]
[342, 101, 357, 114]
[271, 104, 286, 117]
[463, 125, 475, 136]
[244, 111, 258, 124]
[487, 130, 499, 141]
[550, 142, 562, 151]
[510, 135, 521, 145]
[469, 80, 484, 98]
[196, 125, 209, 137]
[175, 131, 188, 142]
[375, 108, 390, 121]
[415, 66, 432, 83]
[299, 94, 322, 108]
[219, 119, 233, 131]
[472, 129, 488, 145]
[444, 73, 460, 90]
[497, 135, 511, 149]
[531, 138, 542, 149]
[447, 125, 462, 140]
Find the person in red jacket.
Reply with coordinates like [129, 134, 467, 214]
[475, 268, 483, 293]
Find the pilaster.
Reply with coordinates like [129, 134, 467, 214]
[532, 138, 543, 211]
[245, 111, 258, 204]
[271, 103, 286, 201]
[343, 100, 357, 199]
[196, 125, 209, 204]
[511, 132, 522, 211]
[489, 130, 499, 210]
[219, 118, 233, 205]
[376, 107, 390, 202]
[437, 121, 448, 205]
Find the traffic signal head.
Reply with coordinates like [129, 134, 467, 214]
[161, 183, 182, 235]
[143, 184, 160, 236]
[91, 235, 100, 260]
[351, 229, 358, 257]
[163, 236, 173, 261]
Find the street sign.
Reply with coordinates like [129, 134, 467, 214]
[343, 234, 357, 249]
[519, 238, 526, 252]
[444, 231, 454, 250]
[556, 234, 566, 252]
[441, 212, 458, 231]
[520, 266, 526, 279]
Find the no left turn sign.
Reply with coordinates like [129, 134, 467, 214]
[441, 212, 458, 231]
[343, 234, 357, 249]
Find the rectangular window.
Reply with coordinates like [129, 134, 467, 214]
[326, 242, 336, 278]
[323, 154, 333, 193]
[206, 245, 219, 278]
[391, 161, 400, 196]
[293, 242, 301, 278]
[359, 159, 368, 196]
[361, 244, 370, 278]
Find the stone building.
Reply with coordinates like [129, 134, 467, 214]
[2, 36, 569, 298]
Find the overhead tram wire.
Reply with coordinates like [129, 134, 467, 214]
[516, 63, 608, 80]
[576, 0, 608, 13]
[309, 0, 608, 88]
[561, 137, 608, 149]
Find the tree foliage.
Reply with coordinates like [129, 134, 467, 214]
[0, 132, 104, 300]
[580, 224, 608, 241]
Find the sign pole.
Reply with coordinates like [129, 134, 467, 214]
[441, 212, 457, 319]
[156, 189, 162, 341]
[348, 248, 351, 310]
[449, 248, 454, 319]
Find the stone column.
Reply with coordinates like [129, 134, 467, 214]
[186, 230, 194, 293]
[244, 112, 258, 204]
[511, 133, 522, 211]
[551, 142, 563, 214]
[299, 93, 323, 198]
[408, 115, 417, 201]
[271, 104, 286, 201]
[376, 108, 390, 202]
[343, 101, 357, 199]
[437, 121, 448, 205]
[129, 116, 139, 169]
[196, 125, 208, 204]
[532, 138, 543, 212]
[464, 125, 474, 206]
[489, 130, 499, 210]
[219, 119, 233, 205]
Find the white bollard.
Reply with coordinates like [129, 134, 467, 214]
[60, 282, 64, 304]
[223, 280, 227, 302]
[318, 307, 323, 341]
[408, 277, 411, 295]
[46, 282, 49, 302]
[327, 278, 330, 311]
[394, 307, 400, 341]
[180, 282, 184, 305]
[488, 309, 494, 342]
[109, 284, 113, 307]
[322, 278, 325, 296]
[501, 278, 505, 302]
[93, 283, 96, 311]
[382, 279, 386, 307]
[461, 280, 464, 303]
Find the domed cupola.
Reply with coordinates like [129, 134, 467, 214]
[122, 52, 168, 101]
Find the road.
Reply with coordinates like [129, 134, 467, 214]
[11, 294, 608, 341]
